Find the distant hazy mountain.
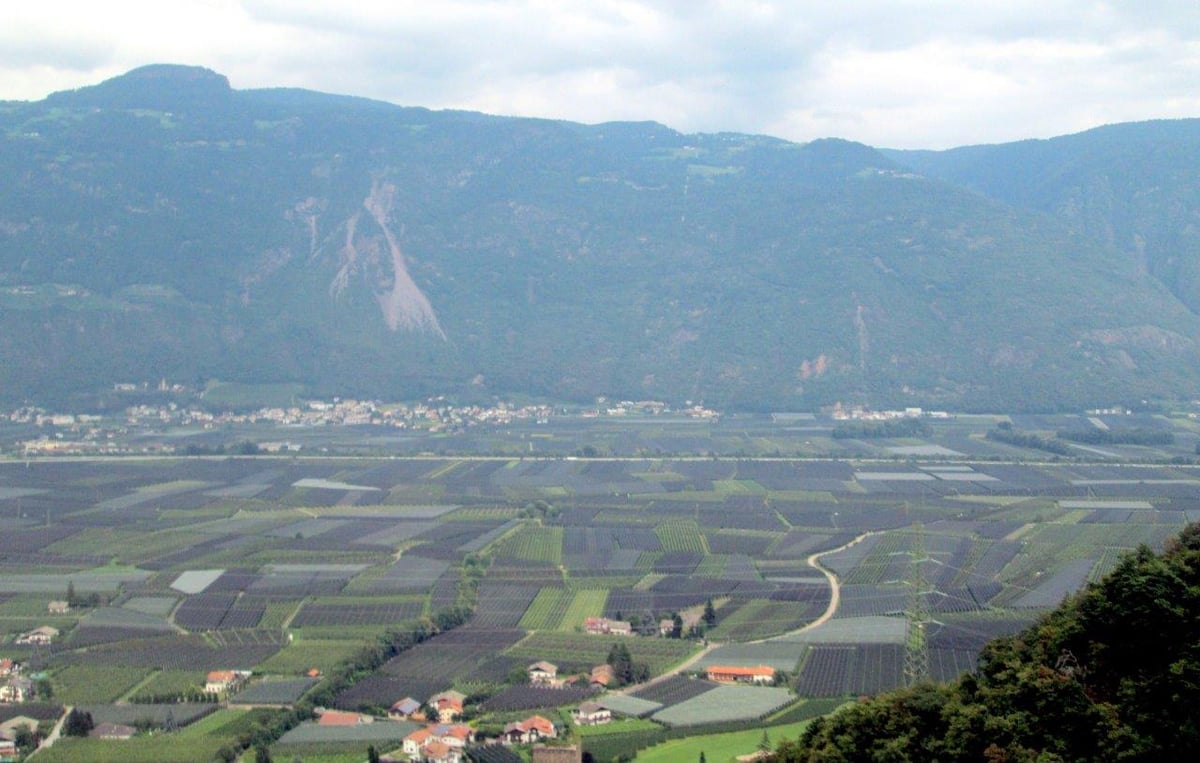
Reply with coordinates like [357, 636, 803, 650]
[1, 64, 1197, 411]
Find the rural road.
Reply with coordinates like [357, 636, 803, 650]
[792, 530, 878, 635]
[619, 529, 881, 691]
[27, 705, 70, 757]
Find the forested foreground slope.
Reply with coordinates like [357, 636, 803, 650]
[770, 524, 1200, 762]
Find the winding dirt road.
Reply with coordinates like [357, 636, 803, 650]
[620, 529, 882, 691]
[792, 530, 878, 634]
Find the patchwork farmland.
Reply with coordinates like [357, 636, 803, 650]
[2, 412, 1199, 760]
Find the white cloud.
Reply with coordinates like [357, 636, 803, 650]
[0, 1, 1197, 148]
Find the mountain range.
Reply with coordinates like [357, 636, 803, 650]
[2, 64, 1198, 412]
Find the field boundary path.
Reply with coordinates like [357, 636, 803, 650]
[28, 705, 70, 757]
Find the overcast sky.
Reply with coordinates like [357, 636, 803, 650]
[2, 1, 1198, 149]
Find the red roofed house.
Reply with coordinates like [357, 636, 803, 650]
[421, 740, 460, 763]
[503, 715, 558, 744]
[428, 689, 466, 722]
[317, 710, 371, 726]
[204, 670, 250, 695]
[403, 724, 472, 762]
[403, 727, 434, 757]
[705, 665, 776, 685]
[434, 723, 474, 747]
[589, 663, 615, 689]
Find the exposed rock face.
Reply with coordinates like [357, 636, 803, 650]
[332, 181, 445, 337]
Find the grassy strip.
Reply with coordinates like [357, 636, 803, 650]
[558, 589, 609, 632]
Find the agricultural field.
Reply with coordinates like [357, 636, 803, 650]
[0, 416, 1198, 758]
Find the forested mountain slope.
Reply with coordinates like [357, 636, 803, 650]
[2, 65, 1198, 411]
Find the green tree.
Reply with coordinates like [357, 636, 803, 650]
[63, 708, 94, 737]
[607, 642, 634, 684]
[703, 598, 716, 628]
[367, 745, 380, 763]
[12, 724, 35, 752]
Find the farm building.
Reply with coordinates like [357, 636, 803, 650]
[589, 663, 615, 688]
[527, 661, 558, 685]
[388, 696, 421, 719]
[502, 715, 557, 744]
[570, 701, 612, 726]
[317, 710, 371, 726]
[403, 724, 473, 760]
[204, 670, 250, 695]
[532, 744, 582, 763]
[428, 690, 467, 722]
[91, 723, 136, 740]
[0, 739, 16, 763]
[14, 626, 58, 645]
[47, 601, 69, 615]
[0, 678, 32, 704]
[705, 665, 776, 684]
[583, 617, 632, 636]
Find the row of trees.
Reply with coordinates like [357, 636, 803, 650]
[832, 418, 932, 440]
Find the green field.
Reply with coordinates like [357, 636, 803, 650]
[0, 439, 1193, 761]
[559, 589, 609, 631]
[52, 664, 155, 704]
[519, 587, 571, 630]
[508, 631, 700, 675]
[635, 720, 813, 762]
